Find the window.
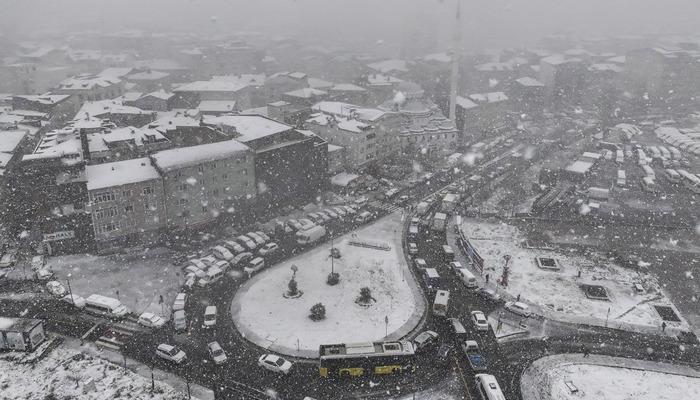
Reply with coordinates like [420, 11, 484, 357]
[222, 173, 228, 180]
[122, 189, 133, 198]
[177, 198, 188, 206]
[210, 162, 217, 170]
[94, 207, 118, 219]
[177, 183, 188, 191]
[212, 189, 220, 197]
[143, 186, 153, 195]
[180, 210, 190, 218]
[124, 205, 134, 213]
[92, 191, 115, 204]
[197, 165, 204, 173]
[202, 206, 208, 213]
[98, 222, 119, 234]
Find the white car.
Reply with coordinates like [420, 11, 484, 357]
[413, 330, 439, 351]
[258, 242, 279, 257]
[449, 261, 464, 270]
[258, 354, 293, 375]
[408, 242, 419, 255]
[505, 301, 532, 317]
[138, 312, 166, 328]
[202, 306, 217, 328]
[156, 344, 187, 364]
[173, 293, 187, 312]
[46, 281, 67, 297]
[477, 288, 501, 301]
[470, 311, 489, 332]
[61, 294, 86, 308]
[207, 341, 227, 365]
[35, 268, 54, 281]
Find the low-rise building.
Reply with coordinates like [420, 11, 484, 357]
[54, 74, 124, 103]
[85, 157, 166, 251]
[85, 126, 171, 164]
[306, 112, 376, 169]
[124, 90, 175, 111]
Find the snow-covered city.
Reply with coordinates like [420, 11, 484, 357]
[0, 0, 699, 399]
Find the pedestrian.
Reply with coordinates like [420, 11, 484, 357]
[517, 294, 521, 302]
[485, 273, 490, 283]
[577, 270, 581, 278]
[662, 321, 667, 332]
[582, 345, 590, 358]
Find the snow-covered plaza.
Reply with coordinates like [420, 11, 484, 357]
[232, 213, 424, 358]
[521, 354, 700, 400]
[458, 219, 689, 333]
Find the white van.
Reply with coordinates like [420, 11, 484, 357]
[173, 310, 187, 332]
[354, 211, 373, 224]
[245, 257, 265, 275]
[442, 245, 455, 260]
[197, 266, 223, 287]
[202, 306, 217, 328]
[432, 290, 450, 317]
[475, 374, 506, 400]
[84, 294, 129, 319]
[456, 268, 478, 289]
[296, 225, 326, 245]
[447, 317, 467, 339]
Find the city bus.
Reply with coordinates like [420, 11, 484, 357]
[319, 341, 416, 378]
[474, 374, 507, 400]
[432, 290, 450, 317]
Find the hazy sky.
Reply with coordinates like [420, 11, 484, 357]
[2, 0, 700, 49]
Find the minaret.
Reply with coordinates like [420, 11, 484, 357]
[449, 0, 461, 121]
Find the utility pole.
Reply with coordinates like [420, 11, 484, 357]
[449, 0, 462, 121]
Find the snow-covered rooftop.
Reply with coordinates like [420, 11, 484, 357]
[455, 96, 479, 110]
[59, 74, 121, 90]
[541, 54, 581, 66]
[367, 59, 410, 73]
[311, 101, 385, 122]
[97, 67, 133, 79]
[423, 52, 452, 63]
[366, 74, 403, 86]
[468, 92, 508, 104]
[86, 157, 160, 191]
[515, 77, 545, 87]
[13, 94, 71, 105]
[75, 100, 151, 120]
[203, 115, 292, 142]
[212, 74, 266, 87]
[197, 100, 237, 113]
[151, 140, 249, 172]
[0, 130, 27, 153]
[588, 63, 623, 73]
[284, 88, 327, 98]
[174, 80, 247, 93]
[331, 83, 366, 92]
[87, 126, 168, 153]
[127, 70, 170, 80]
[140, 90, 174, 100]
[308, 77, 334, 89]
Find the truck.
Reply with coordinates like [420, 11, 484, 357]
[432, 212, 447, 232]
[0, 318, 46, 352]
[296, 225, 327, 245]
[461, 340, 487, 371]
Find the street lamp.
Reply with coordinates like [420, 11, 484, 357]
[66, 273, 74, 305]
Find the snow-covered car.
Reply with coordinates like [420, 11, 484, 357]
[236, 235, 257, 251]
[202, 306, 217, 328]
[505, 301, 531, 317]
[323, 209, 338, 219]
[30, 254, 45, 270]
[35, 268, 54, 280]
[332, 207, 347, 218]
[258, 242, 279, 257]
[414, 258, 428, 269]
[156, 344, 187, 364]
[231, 252, 254, 268]
[223, 240, 245, 255]
[138, 312, 166, 328]
[408, 242, 419, 255]
[258, 354, 292, 375]
[207, 341, 227, 365]
[354, 196, 368, 208]
[183, 264, 206, 278]
[255, 231, 271, 243]
[413, 330, 439, 351]
[341, 205, 356, 215]
[61, 294, 86, 308]
[476, 288, 501, 301]
[449, 261, 464, 270]
[470, 311, 489, 332]
[0, 248, 18, 268]
[211, 245, 234, 261]
[172, 293, 187, 311]
[246, 232, 266, 246]
[46, 281, 67, 297]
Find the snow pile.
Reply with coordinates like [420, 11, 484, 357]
[232, 214, 420, 357]
[0, 345, 192, 399]
[521, 354, 700, 400]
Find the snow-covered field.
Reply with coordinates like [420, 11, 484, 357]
[47, 248, 182, 318]
[0, 341, 191, 400]
[232, 213, 422, 357]
[460, 219, 688, 332]
[521, 354, 700, 400]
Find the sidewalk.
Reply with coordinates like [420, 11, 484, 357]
[62, 336, 214, 400]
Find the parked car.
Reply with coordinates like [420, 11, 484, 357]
[332, 207, 347, 218]
[341, 205, 357, 215]
[470, 311, 489, 332]
[173, 293, 187, 311]
[223, 240, 245, 255]
[231, 252, 254, 268]
[202, 306, 217, 328]
[0, 248, 18, 268]
[449, 261, 464, 270]
[236, 235, 257, 251]
[255, 231, 271, 243]
[505, 301, 531, 317]
[413, 330, 439, 351]
[197, 266, 223, 287]
[61, 294, 86, 308]
[245, 257, 265, 275]
[323, 209, 339, 219]
[258, 354, 293, 375]
[408, 242, 419, 255]
[207, 341, 227, 365]
[138, 312, 166, 328]
[35, 268, 54, 281]
[246, 232, 266, 246]
[286, 219, 303, 231]
[258, 242, 279, 257]
[354, 196, 368, 208]
[476, 288, 501, 301]
[30, 255, 45, 270]
[156, 344, 187, 364]
[414, 258, 428, 269]
[307, 213, 324, 225]
[211, 245, 234, 261]
[45, 281, 67, 297]
[355, 211, 374, 224]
